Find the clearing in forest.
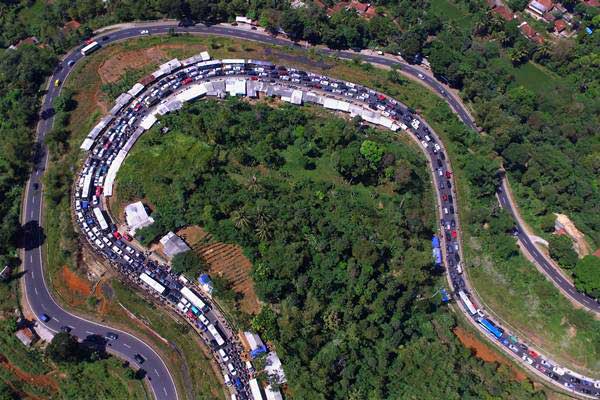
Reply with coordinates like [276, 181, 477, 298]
[454, 326, 526, 381]
[178, 226, 260, 315]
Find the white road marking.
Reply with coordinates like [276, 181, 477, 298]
[31, 270, 34, 279]
[154, 368, 159, 376]
[34, 287, 38, 295]
[54, 317, 60, 322]
[123, 343, 131, 349]
[30, 210, 34, 218]
[163, 388, 167, 396]
[86, 330, 95, 335]
[29, 254, 32, 263]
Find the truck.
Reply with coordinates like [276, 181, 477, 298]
[478, 318, 504, 339]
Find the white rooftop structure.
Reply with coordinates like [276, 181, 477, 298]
[139, 114, 157, 130]
[153, 58, 182, 78]
[265, 352, 286, 384]
[160, 231, 190, 258]
[248, 379, 263, 400]
[226, 78, 246, 96]
[125, 201, 154, 235]
[265, 385, 283, 400]
[244, 331, 265, 351]
[181, 51, 211, 66]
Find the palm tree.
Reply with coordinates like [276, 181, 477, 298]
[255, 220, 271, 241]
[230, 209, 250, 230]
[246, 174, 263, 194]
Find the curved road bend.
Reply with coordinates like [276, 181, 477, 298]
[22, 44, 178, 400]
[137, 23, 598, 313]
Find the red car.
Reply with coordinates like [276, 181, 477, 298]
[186, 311, 195, 319]
[182, 77, 193, 85]
[84, 38, 94, 45]
[95, 186, 103, 196]
[445, 170, 452, 178]
[377, 94, 385, 101]
[442, 194, 448, 201]
[451, 230, 457, 239]
[112, 231, 122, 240]
[250, 76, 258, 81]
[528, 350, 539, 358]
[123, 233, 133, 241]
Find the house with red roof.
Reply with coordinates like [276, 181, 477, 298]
[492, 5, 514, 21]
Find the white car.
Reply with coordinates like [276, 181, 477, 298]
[418, 73, 425, 79]
[227, 363, 236, 376]
[411, 119, 420, 129]
[420, 140, 428, 149]
[140, 29, 149, 35]
[219, 349, 229, 362]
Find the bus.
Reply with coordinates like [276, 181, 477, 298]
[478, 318, 504, 339]
[207, 324, 225, 347]
[458, 290, 477, 316]
[93, 207, 109, 231]
[81, 41, 100, 56]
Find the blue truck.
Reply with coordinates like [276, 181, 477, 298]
[479, 318, 504, 339]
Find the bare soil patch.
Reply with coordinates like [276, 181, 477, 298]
[59, 266, 92, 306]
[97, 47, 168, 84]
[178, 226, 260, 315]
[453, 326, 527, 381]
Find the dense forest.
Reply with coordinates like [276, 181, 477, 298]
[116, 98, 545, 399]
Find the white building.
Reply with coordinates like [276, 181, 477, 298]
[160, 231, 190, 258]
[125, 201, 154, 235]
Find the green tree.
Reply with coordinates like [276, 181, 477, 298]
[171, 251, 207, 278]
[574, 256, 600, 298]
[549, 235, 578, 269]
[359, 140, 384, 169]
[47, 332, 83, 363]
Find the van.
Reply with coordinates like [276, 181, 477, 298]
[456, 262, 463, 274]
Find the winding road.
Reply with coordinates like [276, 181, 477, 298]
[21, 20, 598, 400]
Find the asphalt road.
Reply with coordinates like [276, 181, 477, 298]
[21, 21, 597, 400]
[21, 42, 178, 400]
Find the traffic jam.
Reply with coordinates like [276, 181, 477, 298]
[67, 46, 600, 399]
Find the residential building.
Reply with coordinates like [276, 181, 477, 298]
[528, 0, 554, 17]
[15, 327, 37, 347]
[159, 232, 191, 258]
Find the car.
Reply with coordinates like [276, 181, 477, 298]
[106, 332, 118, 340]
[445, 170, 452, 178]
[451, 230, 457, 239]
[67, 60, 75, 67]
[140, 29, 149, 35]
[536, 365, 546, 373]
[522, 354, 534, 365]
[33, 183, 39, 190]
[508, 344, 519, 353]
[417, 73, 425, 80]
[39, 313, 50, 322]
[54, 79, 61, 87]
[450, 219, 456, 228]
[123, 233, 133, 241]
[528, 349, 539, 358]
[134, 354, 145, 364]
[439, 182, 445, 190]
[443, 207, 449, 215]
[449, 206, 455, 214]
[227, 363, 236, 376]
[446, 181, 452, 189]
[442, 194, 448, 201]
[113, 231, 122, 240]
[563, 382, 574, 389]
[218, 348, 229, 362]
[60, 326, 71, 333]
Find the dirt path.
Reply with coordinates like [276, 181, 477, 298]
[454, 327, 527, 381]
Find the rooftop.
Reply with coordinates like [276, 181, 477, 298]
[125, 201, 154, 235]
[160, 231, 191, 258]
